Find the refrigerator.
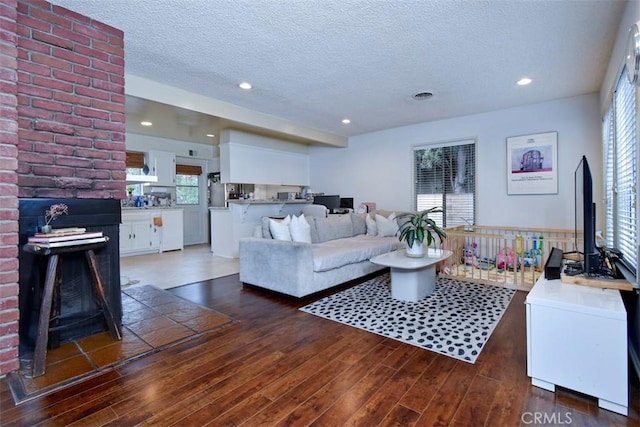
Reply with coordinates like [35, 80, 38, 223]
[208, 173, 227, 207]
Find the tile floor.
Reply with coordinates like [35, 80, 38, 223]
[10, 285, 232, 400]
[120, 244, 239, 290]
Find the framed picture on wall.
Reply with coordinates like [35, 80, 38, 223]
[506, 131, 558, 195]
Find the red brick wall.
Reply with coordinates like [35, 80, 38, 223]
[16, 0, 126, 199]
[0, 0, 125, 376]
[0, 0, 20, 376]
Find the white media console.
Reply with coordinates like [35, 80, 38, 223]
[526, 276, 628, 416]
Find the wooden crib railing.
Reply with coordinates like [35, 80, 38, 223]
[440, 225, 578, 291]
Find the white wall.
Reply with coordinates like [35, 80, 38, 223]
[309, 93, 601, 230]
[126, 132, 218, 160]
[600, 0, 640, 112]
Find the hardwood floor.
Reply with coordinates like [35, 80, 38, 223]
[1, 273, 638, 426]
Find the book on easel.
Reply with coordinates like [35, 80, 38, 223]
[26, 236, 108, 248]
[28, 231, 103, 243]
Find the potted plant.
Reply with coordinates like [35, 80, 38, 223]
[396, 207, 447, 257]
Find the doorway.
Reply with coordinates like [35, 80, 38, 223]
[175, 157, 208, 245]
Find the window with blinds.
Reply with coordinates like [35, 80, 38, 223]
[175, 163, 202, 205]
[125, 152, 145, 169]
[413, 140, 476, 228]
[603, 69, 638, 276]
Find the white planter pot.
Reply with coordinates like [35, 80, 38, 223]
[406, 241, 425, 258]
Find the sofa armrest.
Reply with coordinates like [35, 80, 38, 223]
[239, 237, 314, 298]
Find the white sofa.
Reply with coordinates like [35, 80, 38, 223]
[239, 212, 404, 298]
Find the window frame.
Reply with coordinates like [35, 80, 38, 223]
[175, 173, 200, 206]
[412, 138, 477, 229]
[602, 67, 639, 277]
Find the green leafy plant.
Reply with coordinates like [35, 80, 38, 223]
[396, 207, 447, 248]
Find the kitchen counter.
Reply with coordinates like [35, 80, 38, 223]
[227, 199, 311, 205]
[209, 200, 310, 258]
[121, 206, 182, 211]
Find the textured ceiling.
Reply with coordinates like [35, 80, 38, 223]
[51, 0, 625, 142]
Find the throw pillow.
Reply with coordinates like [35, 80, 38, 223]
[366, 213, 377, 236]
[376, 212, 398, 237]
[269, 216, 292, 241]
[289, 214, 312, 243]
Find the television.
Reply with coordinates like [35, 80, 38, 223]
[313, 195, 340, 212]
[574, 155, 600, 275]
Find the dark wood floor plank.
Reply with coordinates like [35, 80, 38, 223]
[260, 335, 356, 400]
[109, 317, 319, 421]
[484, 382, 530, 427]
[242, 358, 352, 425]
[205, 393, 273, 427]
[130, 350, 288, 426]
[345, 348, 436, 425]
[414, 360, 479, 425]
[1, 274, 638, 426]
[176, 334, 351, 425]
[399, 354, 457, 413]
[1, 370, 122, 426]
[267, 343, 398, 427]
[449, 373, 500, 426]
[65, 406, 119, 427]
[308, 364, 396, 426]
[378, 404, 421, 427]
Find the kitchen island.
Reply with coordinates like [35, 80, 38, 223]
[209, 199, 310, 258]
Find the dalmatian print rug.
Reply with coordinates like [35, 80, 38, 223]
[300, 273, 515, 363]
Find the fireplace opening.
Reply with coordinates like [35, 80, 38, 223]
[18, 198, 122, 354]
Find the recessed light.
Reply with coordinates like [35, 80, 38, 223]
[206, 134, 215, 138]
[517, 78, 532, 86]
[342, 119, 351, 124]
[140, 121, 152, 126]
[239, 82, 252, 90]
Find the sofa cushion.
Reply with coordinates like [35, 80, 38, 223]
[350, 213, 366, 236]
[312, 235, 402, 272]
[307, 216, 320, 243]
[314, 214, 353, 243]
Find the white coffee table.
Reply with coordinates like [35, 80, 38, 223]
[370, 248, 453, 302]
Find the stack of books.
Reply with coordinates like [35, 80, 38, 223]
[27, 227, 107, 248]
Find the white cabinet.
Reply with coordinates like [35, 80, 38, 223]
[160, 209, 184, 252]
[210, 208, 234, 258]
[526, 277, 628, 415]
[219, 131, 310, 185]
[120, 211, 160, 256]
[120, 209, 183, 256]
[148, 150, 176, 186]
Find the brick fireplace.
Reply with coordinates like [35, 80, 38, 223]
[0, 0, 126, 375]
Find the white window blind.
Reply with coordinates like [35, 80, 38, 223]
[603, 69, 638, 275]
[603, 104, 614, 248]
[413, 140, 476, 228]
